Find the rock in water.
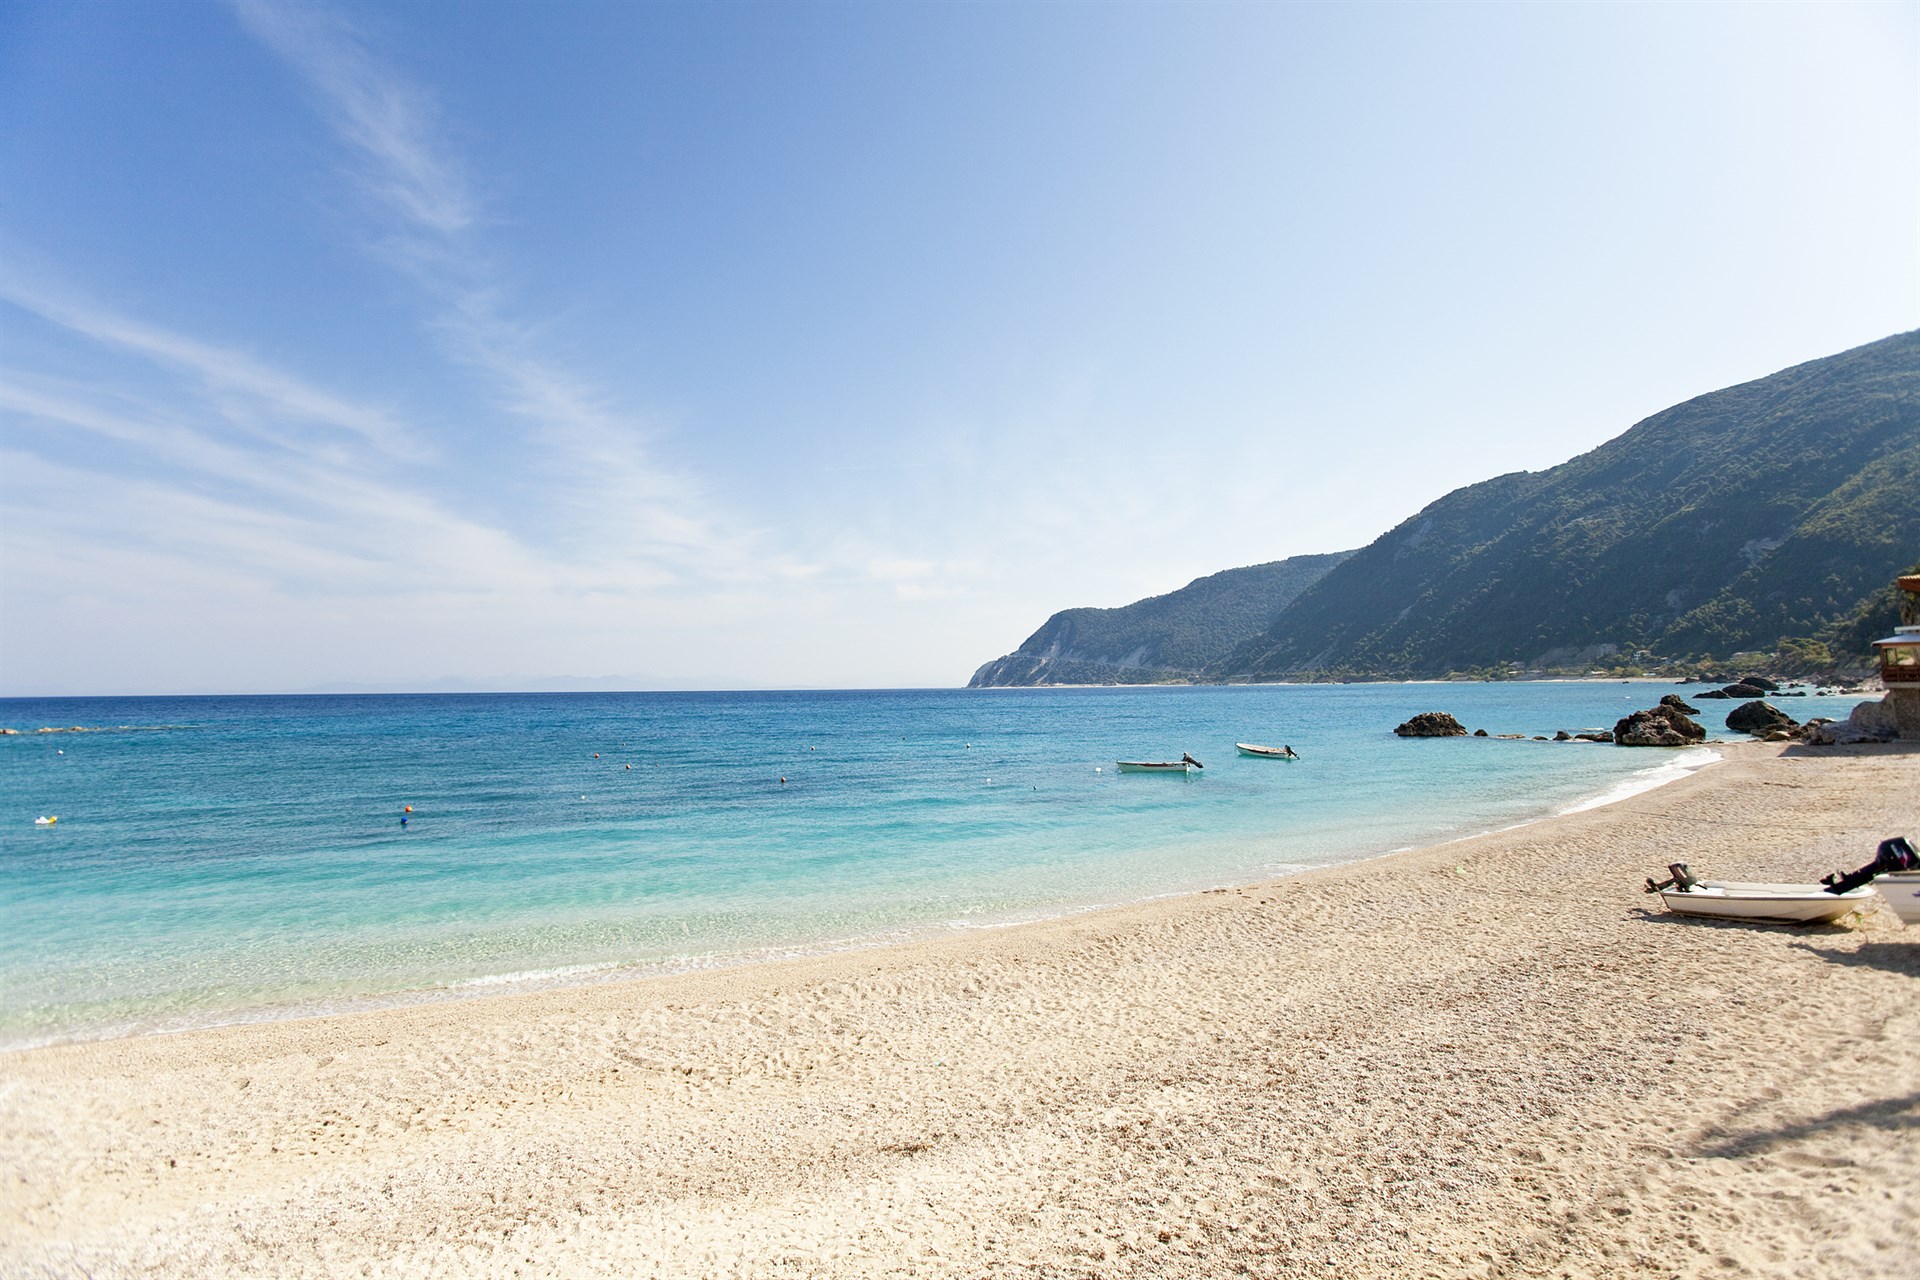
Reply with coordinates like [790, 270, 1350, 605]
[1718, 682, 1768, 700]
[1613, 703, 1707, 746]
[1660, 694, 1701, 716]
[1726, 700, 1798, 737]
[1394, 712, 1468, 737]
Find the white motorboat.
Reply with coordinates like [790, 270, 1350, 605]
[1657, 879, 1875, 924]
[1116, 753, 1203, 774]
[1872, 871, 1920, 926]
[1235, 742, 1298, 759]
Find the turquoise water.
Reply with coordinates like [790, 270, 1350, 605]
[0, 684, 1861, 1047]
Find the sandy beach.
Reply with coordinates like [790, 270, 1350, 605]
[3, 741, 1915, 1279]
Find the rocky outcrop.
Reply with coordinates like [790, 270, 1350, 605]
[1805, 697, 1899, 744]
[1660, 694, 1700, 715]
[1394, 712, 1467, 738]
[1613, 703, 1707, 746]
[1725, 700, 1798, 737]
[1698, 682, 1770, 701]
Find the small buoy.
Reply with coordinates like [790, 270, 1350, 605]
[810, 746, 816, 751]
[780, 776, 787, 785]
[625, 763, 632, 770]
[580, 794, 587, 800]
[1094, 766, 1102, 773]
[594, 752, 600, 759]
[404, 805, 412, 813]
[56, 749, 63, 755]
[400, 816, 408, 826]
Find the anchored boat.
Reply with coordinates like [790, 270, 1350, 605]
[1116, 753, 1203, 774]
[1235, 742, 1298, 759]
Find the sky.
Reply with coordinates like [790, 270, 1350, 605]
[1, 0, 1915, 695]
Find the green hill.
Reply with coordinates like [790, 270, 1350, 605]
[1214, 330, 1920, 679]
[968, 552, 1353, 687]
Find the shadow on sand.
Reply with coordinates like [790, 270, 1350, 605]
[1789, 937, 1920, 977]
[1626, 906, 1863, 935]
[1692, 1091, 1920, 1161]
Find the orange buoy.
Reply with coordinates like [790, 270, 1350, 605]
[404, 805, 413, 813]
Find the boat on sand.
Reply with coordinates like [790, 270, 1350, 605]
[1655, 880, 1874, 924]
[1645, 863, 1873, 924]
[1871, 872, 1920, 926]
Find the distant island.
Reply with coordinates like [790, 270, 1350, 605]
[971, 329, 1920, 687]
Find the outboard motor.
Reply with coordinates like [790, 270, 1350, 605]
[1821, 836, 1918, 895]
[1645, 862, 1701, 894]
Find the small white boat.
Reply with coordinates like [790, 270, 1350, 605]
[1116, 754, 1202, 774]
[1235, 742, 1298, 759]
[1657, 880, 1875, 924]
[32, 815, 57, 826]
[1873, 871, 1920, 926]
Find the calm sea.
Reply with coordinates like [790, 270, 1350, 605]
[0, 683, 1860, 1048]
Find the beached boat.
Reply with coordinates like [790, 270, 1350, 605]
[1873, 871, 1920, 926]
[1116, 754, 1202, 774]
[1235, 743, 1298, 759]
[1656, 879, 1875, 924]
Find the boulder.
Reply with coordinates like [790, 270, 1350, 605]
[1553, 730, 1572, 741]
[1660, 694, 1700, 715]
[1695, 689, 1730, 700]
[1395, 711, 1468, 737]
[1737, 675, 1781, 692]
[1726, 700, 1798, 736]
[1719, 682, 1768, 699]
[1575, 732, 1614, 742]
[1473, 728, 1488, 737]
[1613, 703, 1707, 746]
[1805, 697, 1898, 745]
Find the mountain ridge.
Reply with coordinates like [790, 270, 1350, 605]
[970, 330, 1920, 686]
[968, 552, 1353, 687]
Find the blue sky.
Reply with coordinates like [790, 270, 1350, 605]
[2, 0, 1914, 694]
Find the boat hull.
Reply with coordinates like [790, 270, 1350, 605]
[1658, 883, 1874, 924]
[1874, 872, 1920, 925]
[1235, 743, 1296, 759]
[1115, 762, 1193, 774]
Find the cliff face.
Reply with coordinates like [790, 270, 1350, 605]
[968, 552, 1353, 687]
[1211, 330, 1920, 679]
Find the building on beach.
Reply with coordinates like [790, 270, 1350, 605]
[1873, 573, 1920, 740]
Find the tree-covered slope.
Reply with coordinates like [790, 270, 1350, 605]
[1215, 330, 1920, 679]
[968, 552, 1353, 687]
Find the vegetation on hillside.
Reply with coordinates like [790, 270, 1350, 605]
[1212, 331, 1920, 681]
[968, 553, 1352, 687]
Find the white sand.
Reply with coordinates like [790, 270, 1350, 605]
[3, 741, 1916, 1278]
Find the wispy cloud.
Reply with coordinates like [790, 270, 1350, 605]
[0, 281, 422, 461]
[230, 0, 476, 238]
[227, 0, 753, 578]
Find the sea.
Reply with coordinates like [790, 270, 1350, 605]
[0, 683, 1866, 1050]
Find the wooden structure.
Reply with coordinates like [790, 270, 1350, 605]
[1873, 574, 1920, 738]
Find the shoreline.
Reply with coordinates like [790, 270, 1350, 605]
[4, 740, 1916, 1277]
[3, 742, 1724, 1055]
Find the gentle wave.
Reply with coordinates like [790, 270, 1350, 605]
[1559, 747, 1721, 814]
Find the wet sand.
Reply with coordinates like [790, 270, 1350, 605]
[3, 741, 1916, 1278]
